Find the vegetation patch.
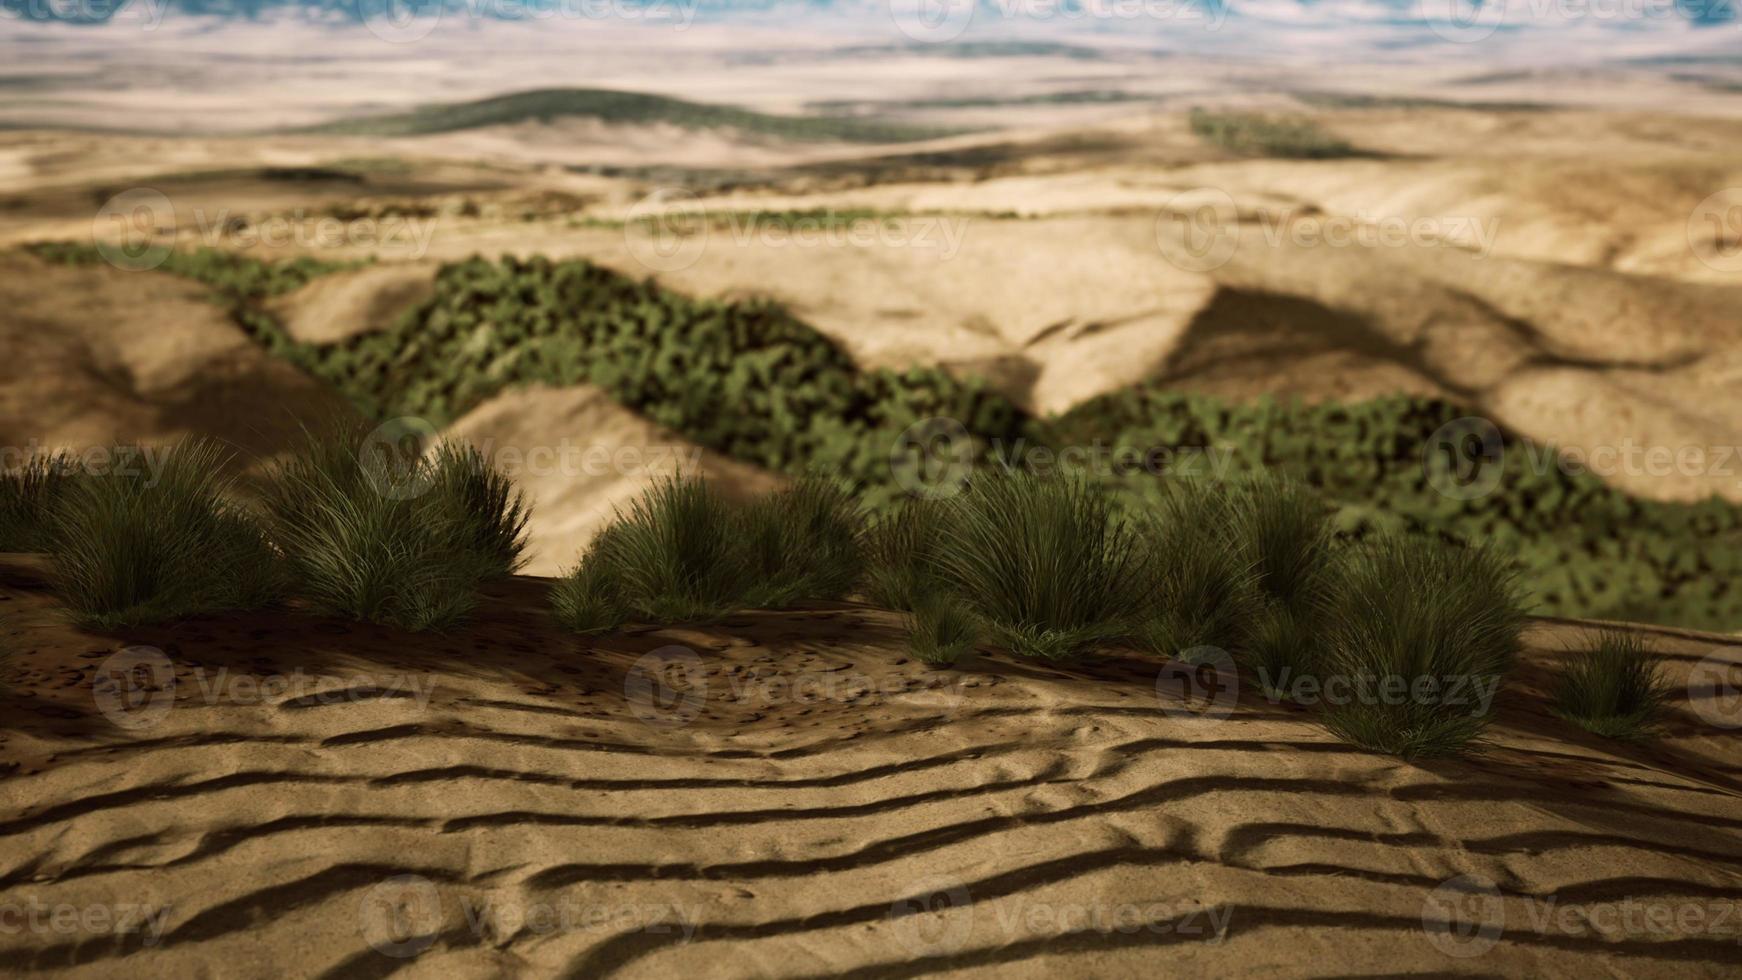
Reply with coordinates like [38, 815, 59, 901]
[1551, 631, 1671, 740]
[1189, 108, 1358, 159]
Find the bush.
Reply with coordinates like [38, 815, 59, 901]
[1137, 480, 1258, 660]
[863, 497, 950, 612]
[588, 475, 751, 624]
[1, 453, 80, 552]
[261, 425, 527, 631]
[741, 476, 866, 607]
[1319, 534, 1529, 757]
[1551, 631, 1669, 740]
[907, 595, 979, 666]
[932, 472, 1147, 661]
[46, 441, 282, 627]
[551, 536, 631, 635]
[1222, 474, 1336, 611]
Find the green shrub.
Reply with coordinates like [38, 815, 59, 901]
[1137, 480, 1259, 659]
[1, 453, 80, 552]
[741, 476, 866, 608]
[1240, 602, 1321, 702]
[863, 498, 950, 612]
[1319, 534, 1528, 758]
[1188, 108, 1357, 159]
[261, 425, 525, 631]
[1551, 631, 1670, 740]
[907, 595, 979, 666]
[932, 472, 1147, 661]
[551, 536, 631, 635]
[1222, 474, 1336, 611]
[588, 475, 751, 624]
[46, 441, 282, 627]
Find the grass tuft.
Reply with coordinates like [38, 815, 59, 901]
[587, 474, 751, 624]
[551, 535, 632, 635]
[1, 453, 81, 553]
[932, 472, 1147, 661]
[1138, 480, 1259, 660]
[46, 441, 282, 628]
[1318, 533, 1528, 758]
[1551, 630, 1670, 740]
[906, 594, 979, 667]
[863, 497, 949, 612]
[260, 423, 526, 631]
[741, 475, 866, 608]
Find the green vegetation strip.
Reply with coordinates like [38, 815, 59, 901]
[22, 242, 1742, 630]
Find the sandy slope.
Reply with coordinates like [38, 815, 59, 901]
[2, 557, 1741, 977]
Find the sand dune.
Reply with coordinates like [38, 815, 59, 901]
[3, 557, 1741, 976]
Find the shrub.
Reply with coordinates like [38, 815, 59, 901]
[46, 441, 282, 627]
[932, 472, 1147, 661]
[1319, 534, 1529, 757]
[907, 595, 979, 666]
[1188, 108, 1356, 159]
[863, 497, 950, 612]
[1137, 480, 1258, 660]
[1, 453, 80, 552]
[589, 475, 751, 624]
[741, 475, 866, 607]
[1551, 631, 1670, 740]
[261, 425, 526, 631]
[1222, 474, 1336, 612]
[551, 535, 631, 635]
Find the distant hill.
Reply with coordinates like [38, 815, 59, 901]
[294, 88, 953, 143]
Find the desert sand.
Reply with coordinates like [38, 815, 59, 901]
[2, 556, 1742, 976]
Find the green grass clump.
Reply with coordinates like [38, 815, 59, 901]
[550, 537, 631, 635]
[46, 441, 282, 628]
[931, 472, 1148, 661]
[582, 475, 751, 624]
[906, 595, 979, 667]
[1188, 108, 1357, 159]
[260, 425, 527, 631]
[1318, 534, 1529, 758]
[1551, 631, 1670, 740]
[1, 453, 80, 552]
[1137, 481, 1258, 660]
[863, 497, 949, 612]
[741, 476, 866, 608]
